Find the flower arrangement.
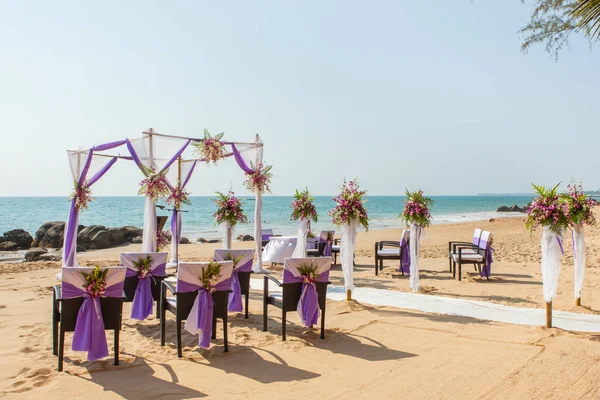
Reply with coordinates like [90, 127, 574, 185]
[167, 185, 191, 210]
[193, 129, 226, 164]
[82, 266, 108, 298]
[329, 179, 369, 230]
[201, 261, 222, 293]
[244, 162, 273, 193]
[138, 167, 170, 200]
[526, 183, 569, 234]
[71, 181, 93, 211]
[400, 189, 433, 228]
[156, 229, 172, 251]
[213, 190, 248, 227]
[298, 262, 317, 285]
[290, 188, 318, 222]
[560, 180, 597, 229]
[133, 255, 153, 278]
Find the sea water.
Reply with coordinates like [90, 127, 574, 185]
[0, 195, 530, 240]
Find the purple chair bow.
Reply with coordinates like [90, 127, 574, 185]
[400, 230, 411, 274]
[478, 232, 493, 279]
[121, 252, 167, 320]
[319, 231, 335, 257]
[283, 257, 332, 327]
[214, 249, 255, 313]
[177, 261, 233, 348]
[60, 266, 126, 361]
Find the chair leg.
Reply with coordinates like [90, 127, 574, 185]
[114, 328, 119, 366]
[52, 305, 58, 356]
[282, 310, 286, 341]
[211, 316, 217, 340]
[375, 257, 378, 276]
[58, 325, 65, 372]
[263, 299, 268, 332]
[223, 315, 229, 353]
[156, 300, 160, 319]
[320, 308, 326, 340]
[449, 256, 452, 272]
[160, 304, 166, 346]
[176, 317, 182, 358]
[458, 263, 462, 281]
[244, 293, 249, 319]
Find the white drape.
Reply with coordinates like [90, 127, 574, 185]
[541, 227, 563, 303]
[143, 197, 157, 253]
[292, 218, 309, 258]
[168, 211, 182, 267]
[409, 223, 421, 292]
[340, 220, 357, 292]
[221, 222, 233, 249]
[573, 225, 585, 300]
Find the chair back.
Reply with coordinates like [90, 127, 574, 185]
[282, 257, 332, 310]
[261, 228, 274, 242]
[175, 261, 234, 318]
[401, 229, 410, 243]
[121, 252, 168, 302]
[61, 266, 126, 331]
[479, 231, 492, 252]
[213, 249, 255, 271]
[472, 229, 483, 246]
[317, 231, 335, 256]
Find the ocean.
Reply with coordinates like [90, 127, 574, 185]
[0, 196, 531, 240]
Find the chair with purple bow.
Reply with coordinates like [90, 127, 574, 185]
[307, 231, 335, 258]
[213, 248, 255, 319]
[263, 257, 332, 341]
[448, 228, 482, 273]
[160, 261, 234, 357]
[451, 230, 494, 281]
[121, 252, 167, 320]
[374, 230, 410, 276]
[52, 266, 126, 371]
[261, 228, 274, 249]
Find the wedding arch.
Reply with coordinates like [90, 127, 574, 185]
[62, 128, 267, 272]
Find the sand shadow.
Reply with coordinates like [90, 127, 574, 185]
[323, 332, 417, 361]
[191, 347, 320, 383]
[361, 304, 493, 326]
[78, 357, 206, 399]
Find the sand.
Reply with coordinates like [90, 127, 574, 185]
[2, 215, 600, 399]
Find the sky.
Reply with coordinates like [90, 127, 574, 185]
[1, 1, 599, 197]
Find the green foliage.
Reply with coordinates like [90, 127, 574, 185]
[224, 252, 244, 267]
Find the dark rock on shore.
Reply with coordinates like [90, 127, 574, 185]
[3, 229, 33, 249]
[197, 237, 208, 243]
[32, 221, 67, 249]
[180, 237, 190, 244]
[0, 241, 18, 251]
[132, 236, 143, 244]
[25, 248, 48, 262]
[497, 204, 527, 213]
[120, 226, 143, 242]
[208, 239, 221, 244]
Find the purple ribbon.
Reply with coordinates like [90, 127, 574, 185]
[481, 247, 494, 278]
[62, 281, 123, 361]
[195, 289, 213, 348]
[228, 260, 253, 312]
[283, 269, 329, 327]
[557, 236, 564, 255]
[319, 236, 333, 257]
[399, 238, 411, 274]
[125, 263, 166, 320]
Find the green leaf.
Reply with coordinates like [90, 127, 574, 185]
[214, 132, 225, 141]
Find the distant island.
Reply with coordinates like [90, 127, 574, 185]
[476, 193, 534, 197]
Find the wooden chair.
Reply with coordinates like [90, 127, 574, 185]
[121, 252, 168, 319]
[448, 228, 482, 272]
[307, 230, 335, 258]
[451, 231, 493, 281]
[160, 261, 233, 357]
[52, 266, 126, 372]
[374, 230, 410, 276]
[263, 257, 332, 341]
[213, 248, 255, 319]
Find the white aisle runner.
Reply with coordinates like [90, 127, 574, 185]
[251, 278, 600, 333]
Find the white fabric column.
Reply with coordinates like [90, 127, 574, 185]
[340, 219, 357, 292]
[409, 223, 421, 292]
[541, 227, 562, 303]
[168, 211, 182, 267]
[573, 225, 585, 300]
[142, 197, 157, 253]
[222, 222, 233, 249]
[292, 218, 309, 258]
[253, 190, 264, 272]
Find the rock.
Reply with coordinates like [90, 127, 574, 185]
[208, 239, 221, 244]
[38, 254, 61, 262]
[107, 227, 125, 247]
[241, 235, 254, 242]
[0, 241, 18, 251]
[0, 237, 5, 243]
[497, 206, 510, 212]
[180, 237, 190, 244]
[77, 245, 86, 252]
[77, 225, 106, 246]
[120, 226, 143, 242]
[89, 230, 111, 250]
[489, 218, 496, 222]
[197, 237, 208, 243]
[25, 248, 48, 262]
[3, 229, 34, 249]
[33, 221, 66, 248]
[497, 204, 526, 213]
[132, 236, 143, 244]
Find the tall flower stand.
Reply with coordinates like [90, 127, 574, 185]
[221, 222, 233, 249]
[409, 223, 422, 292]
[573, 224, 585, 307]
[341, 220, 358, 300]
[541, 227, 563, 328]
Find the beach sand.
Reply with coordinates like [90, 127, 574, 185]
[2, 216, 600, 399]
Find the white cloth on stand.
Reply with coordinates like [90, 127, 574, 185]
[221, 222, 233, 250]
[573, 226, 585, 300]
[292, 218, 309, 258]
[409, 223, 421, 292]
[340, 220, 357, 292]
[541, 227, 563, 303]
[262, 236, 297, 264]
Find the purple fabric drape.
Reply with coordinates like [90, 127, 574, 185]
[125, 263, 166, 320]
[62, 280, 123, 361]
[282, 269, 329, 327]
[481, 248, 494, 278]
[177, 281, 214, 348]
[227, 260, 253, 312]
[319, 236, 333, 257]
[169, 160, 197, 266]
[400, 238, 411, 274]
[231, 144, 252, 173]
[63, 142, 124, 267]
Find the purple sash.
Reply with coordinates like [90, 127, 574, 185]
[319, 237, 333, 257]
[481, 247, 494, 278]
[62, 280, 123, 361]
[400, 237, 411, 274]
[283, 269, 329, 327]
[177, 280, 214, 348]
[125, 263, 166, 320]
[228, 260, 253, 312]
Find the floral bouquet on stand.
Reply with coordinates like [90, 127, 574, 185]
[72, 181, 93, 211]
[560, 180, 597, 305]
[138, 168, 170, 200]
[526, 183, 569, 327]
[244, 163, 273, 194]
[291, 188, 318, 258]
[214, 190, 248, 249]
[156, 229, 172, 252]
[193, 129, 226, 165]
[167, 186, 191, 210]
[400, 189, 433, 292]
